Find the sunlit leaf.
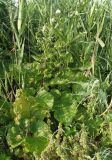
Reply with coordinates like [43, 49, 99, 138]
[24, 136, 49, 154]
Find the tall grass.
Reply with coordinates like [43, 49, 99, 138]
[1, 0, 112, 73]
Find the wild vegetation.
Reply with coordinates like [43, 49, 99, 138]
[0, 0, 112, 159]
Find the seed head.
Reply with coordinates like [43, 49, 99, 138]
[56, 9, 61, 14]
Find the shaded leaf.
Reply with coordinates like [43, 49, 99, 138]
[54, 93, 77, 125]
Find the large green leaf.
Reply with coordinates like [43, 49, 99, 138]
[13, 89, 54, 119]
[7, 125, 23, 149]
[24, 136, 49, 154]
[54, 93, 77, 125]
[24, 121, 51, 154]
[13, 93, 32, 117]
[37, 90, 54, 110]
[29, 120, 51, 137]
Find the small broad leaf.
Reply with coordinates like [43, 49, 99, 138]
[51, 89, 61, 100]
[50, 77, 69, 85]
[23, 88, 36, 96]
